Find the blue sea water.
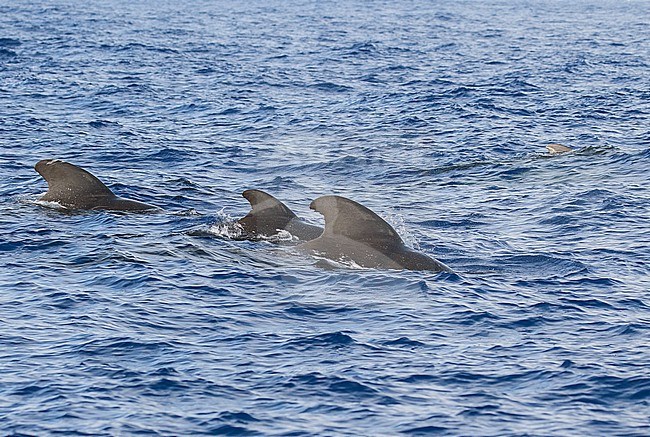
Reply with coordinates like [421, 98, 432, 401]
[1, 0, 649, 434]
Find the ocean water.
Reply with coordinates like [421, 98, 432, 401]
[1, 0, 649, 435]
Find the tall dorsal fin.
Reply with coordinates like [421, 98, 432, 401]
[35, 159, 115, 202]
[309, 195, 404, 247]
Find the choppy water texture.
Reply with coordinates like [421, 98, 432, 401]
[1, 0, 649, 435]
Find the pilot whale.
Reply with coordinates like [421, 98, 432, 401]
[237, 189, 322, 241]
[546, 143, 572, 154]
[298, 195, 451, 272]
[35, 159, 156, 211]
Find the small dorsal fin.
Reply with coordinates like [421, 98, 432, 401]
[309, 195, 403, 247]
[242, 189, 297, 218]
[35, 159, 115, 202]
[237, 190, 298, 235]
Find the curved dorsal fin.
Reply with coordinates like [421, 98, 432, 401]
[237, 189, 298, 235]
[309, 195, 403, 247]
[242, 189, 297, 218]
[35, 159, 115, 202]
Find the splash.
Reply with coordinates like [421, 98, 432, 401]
[206, 208, 246, 239]
[31, 199, 69, 211]
[382, 209, 421, 251]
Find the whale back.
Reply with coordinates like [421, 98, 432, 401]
[546, 143, 572, 154]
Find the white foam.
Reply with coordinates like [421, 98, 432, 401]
[172, 208, 201, 216]
[32, 199, 69, 210]
[207, 221, 245, 239]
[260, 229, 298, 243]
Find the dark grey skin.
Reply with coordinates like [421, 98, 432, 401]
[298, 195, 452, 272]
[237, 189, 323, 241]
[35, 159, 157, 211]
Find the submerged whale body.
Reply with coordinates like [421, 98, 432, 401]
[35, 159, 156, 211]
[298, 195, 451, 272]
[237, 189, 323, 241]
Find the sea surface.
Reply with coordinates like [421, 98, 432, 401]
[1, 0, 649, 435]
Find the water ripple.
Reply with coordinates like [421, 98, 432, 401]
[1, 0, 649, 435]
